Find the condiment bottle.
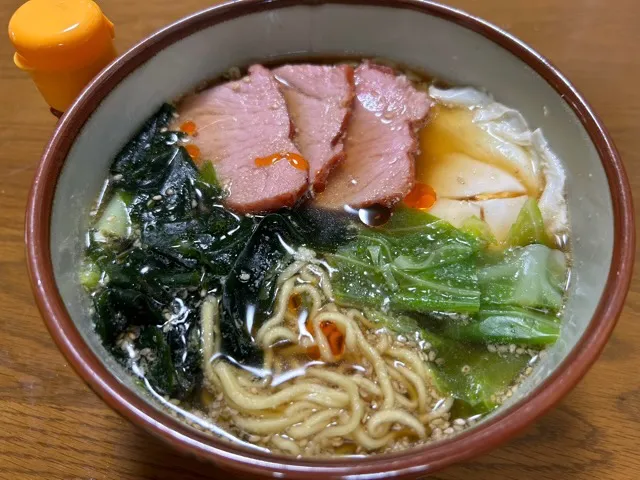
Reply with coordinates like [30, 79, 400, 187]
[8, 0, 116, 116]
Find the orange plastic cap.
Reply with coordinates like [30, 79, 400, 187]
[9, 0, 115, 72]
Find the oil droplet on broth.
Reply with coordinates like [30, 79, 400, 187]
[255, 152, 309, 171]
[185, 144, 201, 161]
[404, 183, 437, 210]
[180, 120, 197, 135]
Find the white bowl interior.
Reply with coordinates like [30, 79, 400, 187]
[51, 3, 613, 435]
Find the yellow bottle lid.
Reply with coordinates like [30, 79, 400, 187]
[8, 0, 116, 112]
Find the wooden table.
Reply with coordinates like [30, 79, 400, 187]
[1, 0, 638, 478]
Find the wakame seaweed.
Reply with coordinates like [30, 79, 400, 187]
[220, 214, 304, 365]
[86, 104, 255, 398]
[110, 103, 183, 193]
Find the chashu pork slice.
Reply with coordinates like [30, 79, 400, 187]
[175, 64, 308, 214]
[274, 64, 355, 192]
[314, 63, 432, 209]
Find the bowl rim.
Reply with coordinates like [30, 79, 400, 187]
[25, 0, 635, 478]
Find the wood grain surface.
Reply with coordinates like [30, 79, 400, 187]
[1, 0, 638, 478]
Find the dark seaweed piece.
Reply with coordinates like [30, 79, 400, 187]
[91, 252, 207, 398]
[135, 325, 201, 399]
[97, 247, 201, 305]
[142, 214, 256, 275]
[220, 214, 304, 366]
[127, 146, 202, 223]
[93, 288, 163, 347]
[93, 290, 130, 346]
[150, 306, 203, 399]
[283, 205, 357, 252]
[151, 147, 200, 220]
[135, 326, 177, 395]
[111, 104, 183, 192]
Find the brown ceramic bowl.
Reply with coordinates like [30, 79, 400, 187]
[25, 0, 634, 478]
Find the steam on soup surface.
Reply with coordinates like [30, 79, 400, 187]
[82, 60, 569, 457]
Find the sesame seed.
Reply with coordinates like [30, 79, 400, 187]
[453, 418, 466, 426]
[153, 195, 162, 201]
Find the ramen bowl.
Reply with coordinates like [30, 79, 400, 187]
[25, 0, 634, 478]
